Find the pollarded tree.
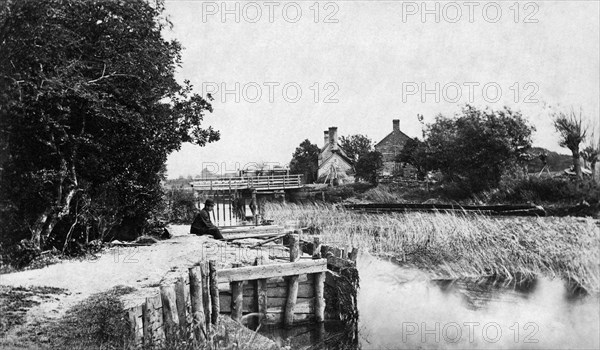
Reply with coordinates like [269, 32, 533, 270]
[553, 108, 587, 180]
[289, 140, 320, 183]
[0, 0, 219, 250]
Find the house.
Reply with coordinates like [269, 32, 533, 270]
[374, 119, 413, 177]
[318, 127, 354, 184]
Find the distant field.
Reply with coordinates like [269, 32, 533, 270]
[265, 203, 600, 292]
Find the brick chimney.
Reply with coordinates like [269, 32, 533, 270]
[393, 119, 400, 132]
[323, 130, 329, 147]
[328, 127, 338, 150]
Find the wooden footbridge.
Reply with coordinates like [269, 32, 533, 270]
[190, 175, 304, 191]
[189, 174, 305, 226]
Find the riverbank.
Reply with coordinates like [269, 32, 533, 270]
[0, 226, 279, 349]
[264, 203, 600, 292]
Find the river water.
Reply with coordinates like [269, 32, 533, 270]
[261, 253, 600, 349]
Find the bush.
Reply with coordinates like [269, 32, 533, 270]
[166, 189, 197, 224]
[487, 177, 599, 204]
[49, 286, 136, 349]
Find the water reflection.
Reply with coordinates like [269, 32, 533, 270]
[357, 253, 600, 349]
[259, 253, 599, 349]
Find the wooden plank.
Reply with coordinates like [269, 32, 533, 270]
[248, 233, 287, 248]
[219, 295, 314, 313]
[209, 260, 220, 325]
[284, 275, 299, 327]
[221, 231, 284, 241]
[160, 284, 180, 341]
[219, 281, 315, 298]
[200, 261, 212, 330]
[263, 312, 314, 325]
[218, 274, 311, 291]
[174, 276, 188, 335]
[189, 266, 206, 342]
[217, 259, 327, 283]
[230, 262, 244, 322]
[127, 304, 143, 347]
[314, 272, 326, 322]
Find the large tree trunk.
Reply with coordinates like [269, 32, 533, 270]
[30, 146, 79, 250]
[572, 149, 583, 180]
[592, 160, 597, 183]
[30, 208, 52, 249]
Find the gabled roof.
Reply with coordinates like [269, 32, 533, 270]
[320, 149, 353, 167]
[375, 129, 411, 148]
[319, 143, 353, 167]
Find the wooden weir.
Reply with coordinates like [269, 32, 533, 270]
[125, 237, 328, 348]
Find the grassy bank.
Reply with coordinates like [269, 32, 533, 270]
[264, 203, 600, 292]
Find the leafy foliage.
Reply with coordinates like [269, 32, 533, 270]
[355, 151, 383, 184]
[339, 134, 373, 164]
[166, 189, 197, 224]
[423, 105, 534, 193]
[395, 137, 431, 180]
[289, 139, 319, 183]
[0, 0, 219, 251]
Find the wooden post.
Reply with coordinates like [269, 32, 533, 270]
[215, 191, 220, 225]
[189, 266, 206, 342]
[228, 183, 232, 223]
[252, 190, 258, 225]
[209, 260, 220, 325]
[313, 237, 322, 259]
[200, 261, 212, 330]
[289, 234, 299, 262]
[174, 276, 189, 335]
[285, 234, 300, 327]
[349, 247, 359, 262]
[284, 275, 299, 327]
[255, 257, 268, 325]
[127, 305, 144, 347]
[230, 262, 244, 322]
[143, 294, 165, 345]
[160, 284, 180, 341]
[314, 272, 326, 322]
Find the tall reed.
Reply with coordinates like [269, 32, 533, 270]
[265, 202, 600, 291]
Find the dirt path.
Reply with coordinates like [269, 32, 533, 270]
[0, 225, 275, 348]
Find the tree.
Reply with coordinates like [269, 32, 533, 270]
[395, 137, 431, 180]
[0, 0, 219, 250]
[581, 142, 599, 182]
[355, 151, 383, 185]
[289, 140, 319, 183]
[339, 134, 373, 164]
[424, 105, 534, 193]
[553, 108, 587, 180]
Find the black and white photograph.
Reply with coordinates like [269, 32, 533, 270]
[0, 0, 599, 349]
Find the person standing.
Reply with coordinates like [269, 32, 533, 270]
[190, 199, 223, 239]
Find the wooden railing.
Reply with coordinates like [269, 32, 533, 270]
[190, 175, 304, 191]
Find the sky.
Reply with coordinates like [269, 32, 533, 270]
[162, 0, 600, 179]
